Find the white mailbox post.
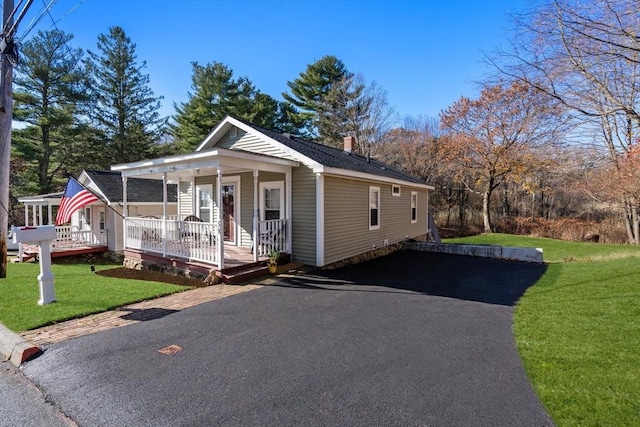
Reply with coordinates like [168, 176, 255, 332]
[12, 225, 57, 305]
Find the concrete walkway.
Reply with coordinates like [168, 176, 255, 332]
[21, 282, 265, 347]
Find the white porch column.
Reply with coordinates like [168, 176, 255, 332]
[24, 204, 29, 226]
[190, 176, 196, 216]
[32, 205, 36, 226]
[122, 176, 128, 248]
[162, 172, 168, 257]
[217, 168, 224, 269]
[253, 169, 259, 262]
[38, 205, 43, 225]
[47, 203, 53, 225]
[285, 167, 292, 255]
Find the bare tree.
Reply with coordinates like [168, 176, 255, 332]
[493, 0, 640, 242]
[440, 81, 568, 233]
[329, 74, 398, 155]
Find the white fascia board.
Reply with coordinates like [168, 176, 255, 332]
[322, 167, 435, 190]
[195, 115, 234, 151]
[112, 149, 223, 173]
[17, 194, 62, 204]
[112, 147, 299, 178]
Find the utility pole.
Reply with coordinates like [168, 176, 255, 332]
[0, 0, 15, 278]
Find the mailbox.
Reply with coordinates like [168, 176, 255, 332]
[12, 225, 57, 305]
[13, 225, 57, 243]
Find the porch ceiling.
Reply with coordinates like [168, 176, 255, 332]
[111, 148, 299, 181]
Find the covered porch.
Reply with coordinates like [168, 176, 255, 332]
[14, 193, 109, 261]
[112, 148, 299, 271]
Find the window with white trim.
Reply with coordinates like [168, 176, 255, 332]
[85, 207, 92, 226]
[99, 208, 106, 230]
[369, 186, 380, 230]
[260, 181, 284, 220]
[197, 184, 213, 223]
[411, 191, 418, 223]
[392, 185, 401, 196]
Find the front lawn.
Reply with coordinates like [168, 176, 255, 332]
[0, 262, 190, 332]
[446, 234, 640, 426]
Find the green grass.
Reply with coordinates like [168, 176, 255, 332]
[447, 234, 640, 426]
[0, 262, 190, 332]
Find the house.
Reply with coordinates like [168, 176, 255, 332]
[15, 170, 177, 259]
[112, 116, 434, 277]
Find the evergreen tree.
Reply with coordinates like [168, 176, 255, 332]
[12, 29, 90, 194]
[171, 61, 297, 151]
[283, 55, 363, 146]
[85, 26, 166, 166]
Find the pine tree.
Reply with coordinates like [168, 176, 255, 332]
[283, 55, 362, 146]
[85, 26, 166, 166]
[12, 29, 90, 194]
[171, 61, 297, 151]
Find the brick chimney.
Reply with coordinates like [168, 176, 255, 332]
[343, 135, 355, 153]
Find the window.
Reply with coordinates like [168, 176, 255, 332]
[85, 207, 92, 226]
[197, 184, 213, 223]
[260, 181, 284, 221]
[392, 185, 401, 197]
[99, 209, 106, 231]
[411, 191, 418, 223]
[369, 186, 380, 230]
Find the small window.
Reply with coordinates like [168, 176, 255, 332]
[85, 207, 91, 226]
[369, 186, 380, 230]
[392, 185, 401, 197]
[99, 209, 106, 231]
[411, 191, 418, 223]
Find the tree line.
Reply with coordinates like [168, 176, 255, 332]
[10, 0, 640, 244]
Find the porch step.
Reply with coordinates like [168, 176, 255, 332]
[216, 254, 291, 285]
[216, 261, 269, 285]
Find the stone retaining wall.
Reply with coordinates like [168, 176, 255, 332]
[405, 241, 544, 263]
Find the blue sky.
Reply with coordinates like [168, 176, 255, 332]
[12, 0, 530, 122]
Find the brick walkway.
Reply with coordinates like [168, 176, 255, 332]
[21, 283, 266, 347]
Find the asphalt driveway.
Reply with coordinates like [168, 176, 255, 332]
[22, 250, 552, 426]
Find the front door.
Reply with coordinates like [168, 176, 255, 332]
[222, 176, 240, 245]
[222, 183, 235, 243]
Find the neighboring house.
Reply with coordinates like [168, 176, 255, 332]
[112, 116, 434, 275]
[16, 170, 177, 257]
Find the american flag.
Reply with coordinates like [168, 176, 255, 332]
[55, 178, 99, 225]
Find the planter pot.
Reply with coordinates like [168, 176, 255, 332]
[268, 264, 278, 274]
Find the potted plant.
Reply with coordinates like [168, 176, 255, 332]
[267, 250, 279, 274]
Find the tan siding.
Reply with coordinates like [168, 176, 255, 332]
[216, 128, 247, 147]
[291, 166, 316, 265]
[324, 177, 428, 265]
[216, 126, 297, 160]
[130, 205, 176, 217]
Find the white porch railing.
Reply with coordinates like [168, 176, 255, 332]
[257, 219, 287, 256]
[55, 225, 108, 248]
[124, 217, 288, 266]
[125, 217, 219, 265]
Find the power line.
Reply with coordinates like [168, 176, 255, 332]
[18, 0, 57, 41]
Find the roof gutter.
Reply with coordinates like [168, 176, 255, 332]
[320, 166, 435, 190]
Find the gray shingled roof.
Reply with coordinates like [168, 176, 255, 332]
[85, 170, 177, 203]
[237, 119, 426, 185]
